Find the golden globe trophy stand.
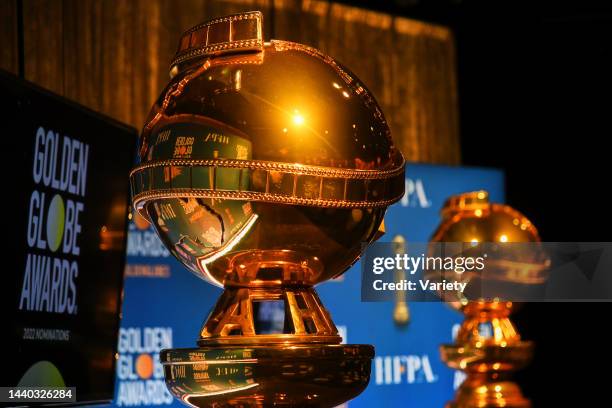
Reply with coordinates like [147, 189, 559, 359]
[130, 11, 405, 407]
[429, 192, 549, 408]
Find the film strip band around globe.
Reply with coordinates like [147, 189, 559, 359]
[130, 159, 406, 211]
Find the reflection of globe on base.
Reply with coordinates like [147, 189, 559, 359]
[131, 11, 404, 407]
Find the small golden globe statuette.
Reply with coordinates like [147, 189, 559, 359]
[130, 11, 405, 407]
[428, 191, 549, 408]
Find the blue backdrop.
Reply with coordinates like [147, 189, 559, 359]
[106, 163, 504, 408]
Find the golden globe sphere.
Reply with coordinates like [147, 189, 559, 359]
[430, 190, 548, 289]
[131, 37, 404, 288]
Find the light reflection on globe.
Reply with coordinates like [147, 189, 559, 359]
[132, 40, 405, 287]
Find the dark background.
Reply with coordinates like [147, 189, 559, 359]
[338, 0, 611, 405]
[2, 71, 136, 402]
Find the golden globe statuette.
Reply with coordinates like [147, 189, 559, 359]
[129, 11, 405, 407]
[428, 191, 549, 408]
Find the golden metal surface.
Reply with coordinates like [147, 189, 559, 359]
[429, 191, 549, 408]
[199, 286, 341, 346]
[131, 27, 405, 287]
[429, 190, 550, 307]
[171, 11, 264, 71]
[433, 191, 542, 248]
[161, 344, 374, 407]
[131, 10, 403, 407]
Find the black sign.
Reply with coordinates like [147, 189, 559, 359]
[1, 70, 137, 405]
